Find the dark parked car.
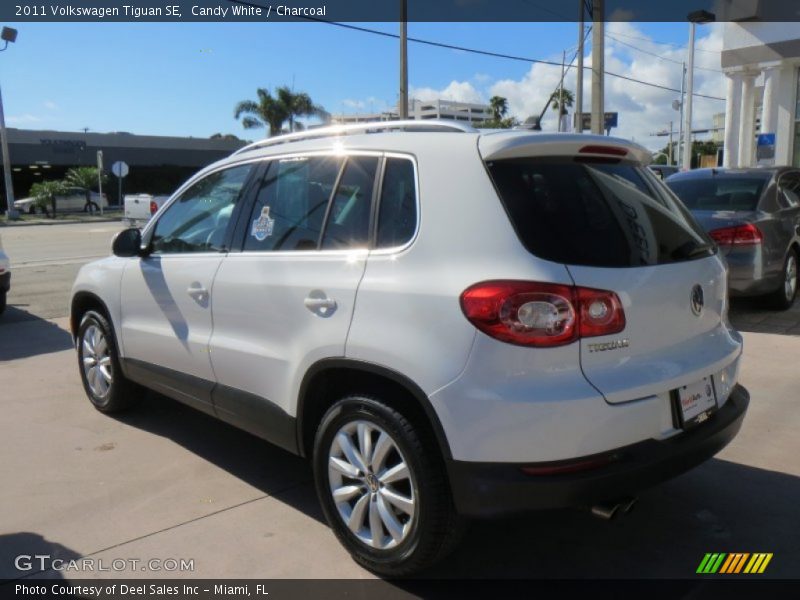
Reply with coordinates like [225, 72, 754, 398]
[649, 164, 680, 180]
[666, 167, 800, 310]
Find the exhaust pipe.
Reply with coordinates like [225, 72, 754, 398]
[590, 497, 637, 520]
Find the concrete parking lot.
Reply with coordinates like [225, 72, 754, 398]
[1, 222, 799, 580]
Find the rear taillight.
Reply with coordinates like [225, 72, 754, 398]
[149, 201, 158, 215]
[709, 223, 762, 246]
[460, 281, 625, 347]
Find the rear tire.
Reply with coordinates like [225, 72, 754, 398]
[0, 290, 6, 315]
[313, 395, 463, 576]
[767, 248, 798, 310]
[77, 310, 140, 413]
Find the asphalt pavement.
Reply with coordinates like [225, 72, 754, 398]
[0, 222, 798, 580]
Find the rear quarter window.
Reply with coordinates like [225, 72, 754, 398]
[486, 158, 712, 268]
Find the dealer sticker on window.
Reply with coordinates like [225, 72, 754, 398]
[251, 206, 275, 241]
[677, 376, 717, 427]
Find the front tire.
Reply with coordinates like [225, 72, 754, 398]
[0, 290, 6, 315]
[77, 310, 140, 413]
[313, 395, 462, 576]
[767, 248, 798, 310]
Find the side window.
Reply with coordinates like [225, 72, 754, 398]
[376, 158, 417, 248]
[151, 164, 253, 254]
[779, 174, 800, 208]
[244, 156, 342, 251]
[320, 156, 379, 250]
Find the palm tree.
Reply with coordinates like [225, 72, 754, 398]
[549, 89, 575, 116]
[275, 86, 329, 132]
[489, 96, 509, 122]
[234, 88, 289, 137]
[234, 87, 328, 137]
[64, 167, 107, 212]
[30, 180, 67, 218]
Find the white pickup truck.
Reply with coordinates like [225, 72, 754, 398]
[123, 194, 169, 226]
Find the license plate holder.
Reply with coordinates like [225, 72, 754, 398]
[674, 376, 718, 429]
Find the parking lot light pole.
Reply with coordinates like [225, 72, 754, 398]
[682, 10, 715, 172]
[0, 27, 19, 221]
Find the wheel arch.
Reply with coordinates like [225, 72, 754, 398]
[296, 359, 453, 463]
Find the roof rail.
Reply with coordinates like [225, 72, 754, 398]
[231, 119, 478, 156]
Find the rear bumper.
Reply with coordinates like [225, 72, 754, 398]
[447, 383, 749, 518]
[0, 270, 9, 292]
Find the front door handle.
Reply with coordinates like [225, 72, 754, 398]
[187, 284, 209, 303]
[304, 291, 337, 317]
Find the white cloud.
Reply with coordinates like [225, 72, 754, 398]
[342, 98, 365, 110]
[487, 22, 725, 151]
[43, 101, 59, 110]
[7, 114, 43, 124]
[409, 80, 484, 104]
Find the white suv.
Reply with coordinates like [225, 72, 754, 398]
[70, 121, 749, 575]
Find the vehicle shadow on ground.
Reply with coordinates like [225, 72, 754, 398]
[112, 393, 320, 519]
[422, 458, 799, 579]
[113, 395, 799, 579]
[729, 298, 800, 336]
[0, 308, 74, 361]
[0, 532, 82, 580]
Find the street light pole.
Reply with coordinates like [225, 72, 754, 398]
[0, 27, 19, 221]
[682, 10, 715, 171]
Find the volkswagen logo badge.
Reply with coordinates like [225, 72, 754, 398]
[690, 285, 704, 317]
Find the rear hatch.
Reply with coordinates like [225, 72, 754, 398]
[480, 134, 742, 404]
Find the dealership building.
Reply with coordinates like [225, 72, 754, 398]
[722, 22, 800, 167]
[2, 128, 246, 207]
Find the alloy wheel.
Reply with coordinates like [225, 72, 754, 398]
[785, 254, 798, 302]
[81, 325, 113, 397]
[328, 420, 417, 550]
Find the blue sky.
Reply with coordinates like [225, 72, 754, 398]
[1, 21, 724, 150]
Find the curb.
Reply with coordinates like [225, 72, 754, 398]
[0, 216, 123, 228]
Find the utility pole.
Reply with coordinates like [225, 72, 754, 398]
[399, 0, 408, 119]
[558, 50, 566, 132]
[677, 63, 686, 167]
[668, 121, 673, 165]
[575, 1, 585, 133]
[682, 22, 696, 170]
[590, 0, 604, 135]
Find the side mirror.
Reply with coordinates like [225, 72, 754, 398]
[112, 228, 143, 257]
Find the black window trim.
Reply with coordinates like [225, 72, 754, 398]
[227, 150, 420, 256]
[370, 152, 421, 256]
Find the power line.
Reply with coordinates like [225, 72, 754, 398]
[606, 33, 722, 72]
[224, 1, 725, 102]
[316, 20, 726, 101]
[606, 29, 721, 54]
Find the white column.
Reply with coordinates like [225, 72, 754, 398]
[760, 66, 780, 135]
[723, 72, 743, 168]
[738, 72, 757, 167]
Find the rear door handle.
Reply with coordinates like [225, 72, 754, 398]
[304, 291, 337, 317]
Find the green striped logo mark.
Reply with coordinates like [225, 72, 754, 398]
[697, 553, 727, 574]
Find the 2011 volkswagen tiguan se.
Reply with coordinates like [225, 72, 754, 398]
[70, 121, 749, 575]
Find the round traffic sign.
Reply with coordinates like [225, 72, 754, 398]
[111, 161, 129, 178]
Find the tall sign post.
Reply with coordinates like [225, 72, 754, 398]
[111, 161, 129, 209]
[97, 150, 104, 216]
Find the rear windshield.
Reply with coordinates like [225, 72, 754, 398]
[486, 158, 712, 268]
[666, 177, 767, 211]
